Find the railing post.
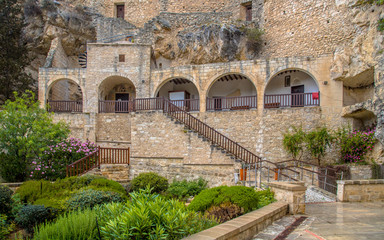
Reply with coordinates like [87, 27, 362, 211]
[259, 161, 262, 188]
[324, 168, 328, 190]
[312, 166, 314, 185]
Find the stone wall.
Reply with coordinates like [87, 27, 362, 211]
[185, 201, 288, 240]
[52, 113, 96, 142]
[96, 113, 131, 143]
[350, 165, 373, 180]
[337, 179, 384, 202]
[262, 0, 355, 58]
[269, 182, 306, 214]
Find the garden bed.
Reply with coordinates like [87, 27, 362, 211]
[184, 201, 288, 240]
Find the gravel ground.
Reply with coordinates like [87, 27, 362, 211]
[305, 185, 336, 203]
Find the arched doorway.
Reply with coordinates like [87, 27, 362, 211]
[156, 77, 200, 112]
[47, 79, 83, 112]
[98, 76, 136, 113]
[207, 73, 257, 111]
[264, 69, 320, 108]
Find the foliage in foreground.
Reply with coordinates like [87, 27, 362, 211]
[130, 172, 169, 193]
[16, 176, 127, 212]
[0, 91, 69, 182]
[166, 178, 208, 199]
[15, 205, 56, 233]
[188, 186, 260, 213]
[30, 138, 98, 180]
[283, 126, 306, 160]
[34, 188, 218, 240]
[0, 186, 13, 216]
[33, 208, 98, 240]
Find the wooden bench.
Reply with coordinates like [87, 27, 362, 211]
[230, 105, 250, 110]
[264, 102, 280, 108]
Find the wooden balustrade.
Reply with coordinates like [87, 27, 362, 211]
[163, 99, 261, 164]
[206, 95, 257, 111]
[47, 100, 83, 113]
[66, 147, 130, 177]
[99, 98, 163, 113]
[264, 92, 320, 108]
[170, 99, 199, 112]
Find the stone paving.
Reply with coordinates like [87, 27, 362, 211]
[254, 202, 384, 240]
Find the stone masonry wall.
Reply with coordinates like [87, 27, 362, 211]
[52, 113, 96, 142]
[262, 0, 356, 58]
[96, 113, 132, 143]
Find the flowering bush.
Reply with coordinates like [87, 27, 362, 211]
[30, 138, 98, 180]
[339, 129, 376, 164]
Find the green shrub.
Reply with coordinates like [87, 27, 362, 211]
[167, 178, 208, 199]
[130, 172, 169, 193]
[97, 188, 218, 239]
[67, 189, 124, 211]
[16, 176, 126, 212]
[283, 126, 306, 160]
[188, 186, 259, 213]
[33, 208, 98, 240]
[88, 178, 126, 195]
[305, 127, 333, 165]
[255, 188, 276, 209]
[0, 186, 13, 216]
[0, 214, 13, 240]
[15, 205, 56, 233]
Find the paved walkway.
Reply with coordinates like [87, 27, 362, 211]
[254, 202, 384, 240]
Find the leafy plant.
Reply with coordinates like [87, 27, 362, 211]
[283, 126, 306, 160]
[188, 186, 260, 213]
[15, 205, 56, 233]
[305, 127, 333, 165]
[0, 214, 14, 240]
[166, 178, 207, 199]
[335, 127, 376, 164]
[241, 27, 264, 51]
[30, 138, 97, 180]
[255, 188, 275, 209]
[67, 189, 124, 211]
[0, 91, 69, 182]
[0, 186, 13, 216]
[97, 188, 218, 240]
[130, 172, 169, 193]
[16, 176, 126, 212]
[33, 208, 98, 240]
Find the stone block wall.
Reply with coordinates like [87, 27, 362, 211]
[96, 113, 131, 143]
[350, 165, 373, 180]
[52, 113, 96, 142]
[337, 179, 384, 202]
[269, 182, 306, 214]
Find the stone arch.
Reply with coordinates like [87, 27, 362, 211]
[155, 76, 200, 100]
[205, 72, 258, 111]
[47, 78, 83, 101]
[98, 75, 137, 101]
[264, 68, 320, 108]
[206, 72, 257, 97]
[155, 76, 200, 111]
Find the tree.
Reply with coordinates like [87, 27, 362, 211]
[282, 126, 305, 160]
[305, 127, 333, 166]
[0, 91, 69, 182]
[0, 0, 33, 103]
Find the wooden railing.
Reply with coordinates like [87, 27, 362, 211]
[66, 147, 130, 177]
[264, 92, 320, 108]
[163, 99, 261, 164]
[206, 95, 257, 111]
[170, 99, 199, 112]
[47, 100, 83, 113]
[99, 98, 164, 113]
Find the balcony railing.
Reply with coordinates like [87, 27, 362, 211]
[206, 95, 257, 111]
[98, 98, 199, 113]
[264, 92, 320, 109]
[169, 99, 200, 112]
[47, 100, 83, 113]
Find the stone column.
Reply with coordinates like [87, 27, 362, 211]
[268, 182, 306, 214]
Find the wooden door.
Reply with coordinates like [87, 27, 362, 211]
[117, 5, 125, 19]
[246, 5, 252, 21]
[291, 85, 304, 107]
[213, 97, 222, 111]
[115, 93, 129, 112]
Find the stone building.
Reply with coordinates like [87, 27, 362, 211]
[37, 0, 384, 185]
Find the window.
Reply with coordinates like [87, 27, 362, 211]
[116, 4, 125, 19]
[241, 2, 252, 21]
[119, 54, 125, 62]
